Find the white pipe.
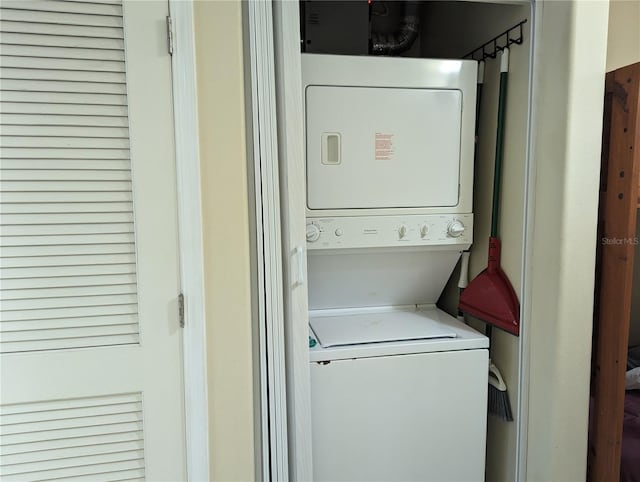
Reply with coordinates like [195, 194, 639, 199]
[501, 47, 510, 73]
[458, 251, 471, 289]
[478, 60, 485, 85]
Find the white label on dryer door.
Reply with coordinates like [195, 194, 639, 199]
[305, 86, 462, 210]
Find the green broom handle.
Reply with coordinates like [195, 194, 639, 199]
[475, 60, 484, 135]
[491, 48, 509, 239]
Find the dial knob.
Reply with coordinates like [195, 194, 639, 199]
[398, 224, 408, 239]
[447, 220, 465, 238]
[420, 224, 429, 239]
[306, 223, 321, 242]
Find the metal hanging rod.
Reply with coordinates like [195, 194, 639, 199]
[464, 19, 527, 61]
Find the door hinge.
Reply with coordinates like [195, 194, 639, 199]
[166, 15, 174, 56]
[178, 292, 185, 328]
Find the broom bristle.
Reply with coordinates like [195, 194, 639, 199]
[488, 383, 513, 421]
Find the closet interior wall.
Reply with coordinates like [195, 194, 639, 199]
[421, 3, 532, 482]
[291, 1, 532, 479]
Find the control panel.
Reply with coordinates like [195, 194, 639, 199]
[306, 214, 473, 250]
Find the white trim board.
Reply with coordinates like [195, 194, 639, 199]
[246, 1, 290, 480]
[516, 2, 535, 479]
[167, 1, 210, 481]
[272, 2, 314, 480]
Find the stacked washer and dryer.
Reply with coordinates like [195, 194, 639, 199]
[303, 54, 489, 481]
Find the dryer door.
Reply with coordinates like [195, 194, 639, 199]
[305, 86, 462, 210]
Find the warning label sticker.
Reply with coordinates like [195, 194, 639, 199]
[375, 132, 394, 160]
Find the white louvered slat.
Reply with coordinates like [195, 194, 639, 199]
[1, 334, 139, 353]
[0, 1, 123, 17]
[1, 419, 142, 445]
[0, 242, 134, 257]
[1, 274, 137, 291]
[1, 223, 133, 237]
[0, 393, 139, 417]
[1, 325, 138, 345]
[0, 20, 123, 39]
[1, 179, 131, 191]
[0, 114, 129, 127]
[2, 291, 137, 310]
[0, 102, 128, 116]
[1, 159, 131, 171]
[1, 324, 139, 345]
[61, 0, 124, 4]
[50, 469, 146, 482]
[0, 432, 142, 456]
[0, 148, 130, 159]
[1, 313, 138, 332]
[0, 392, 145, 481]
[1, 264, 136, 282]
[1, 235, 134, 250]
[1, 212, 133, 225]
[1, 44, 125, 62]
[1, 291, 137, 310]
[1, 136, 129, 148]
[1, 401, 140, 425]
[0, 0, 139, 354]
[1, 125, 129, 137]
[0, 201, 133, 214]
[0, 32, 125, 50]
[1, 439, 143, 466]
[1, 303, 138, 323]
[1, 450, 145, 477]
[0, 67, 127, 83]
[1, 411, 142, 436]
[5, 464, 145, 482]
[0, 9, 124, 28]
[0, 282, 136, 301]
[2, 78, 127, 95]
[1, 192, 132, 204]
[0, 253, 135, 268]
[0, 56, 125, 72]
[2, 174, 130, 186]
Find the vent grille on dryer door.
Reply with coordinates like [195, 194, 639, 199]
[0, 0, 140, 354]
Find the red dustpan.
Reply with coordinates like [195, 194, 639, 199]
[459, 48, 520, 336]
[459, 237, 520, 335]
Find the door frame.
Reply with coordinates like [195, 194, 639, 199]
[590, 62, 640, 481]
[167, 1, 210, 481]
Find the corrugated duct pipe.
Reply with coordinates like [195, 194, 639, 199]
[371, 1, 420, 56]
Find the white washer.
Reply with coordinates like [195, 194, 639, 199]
[309, 306, 488, 482]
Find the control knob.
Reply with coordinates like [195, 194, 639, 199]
[420, 224, 429, 239]
[306, 223, 321, 242]
[398, 224, 408, 239]
[447, 220, 465, 238]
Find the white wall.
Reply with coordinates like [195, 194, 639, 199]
[525, 2, 609, 480]
[193, 1, 257, 480]
[606, 0, 640, 72]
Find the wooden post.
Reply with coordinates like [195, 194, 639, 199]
[590, 62, 640, 482]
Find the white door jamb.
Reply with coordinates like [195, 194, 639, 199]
[167, 2, 210, 481]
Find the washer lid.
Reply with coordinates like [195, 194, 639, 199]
[310, 309, 456, 348]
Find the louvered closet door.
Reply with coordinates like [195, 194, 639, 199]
[0, 1, 187, 480]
